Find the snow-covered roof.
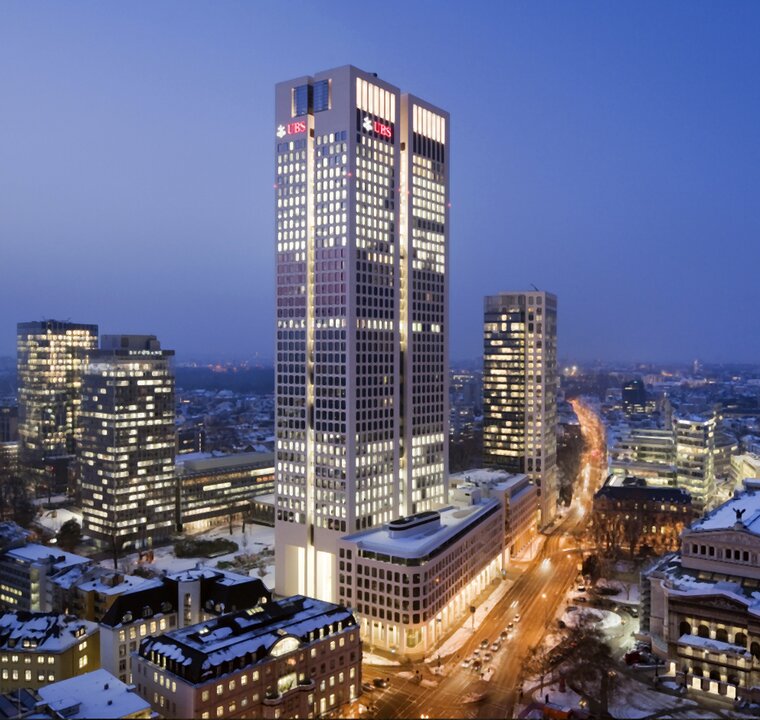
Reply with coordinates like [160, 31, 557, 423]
[0, 612, 97, 652]
[340, 498, 500, 560]
[4, 543, 90, 570]
[138, 595, 355, 685]
[689, 490, 760, 535]
[37, 668, 151, 718]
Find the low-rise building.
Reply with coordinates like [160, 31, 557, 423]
[132, 595, 360, 719]
[450, 468, 538, 559]
[337, 490, 506, 659]
[642, 484, 760, 701]
[593, 476, 693, 557]
[0, 544, 90, 612]
[35, 668, 152, 719]
[0, 612, 99, 691]
[176, 452, 275, 532]
[99, 566, 270, 684]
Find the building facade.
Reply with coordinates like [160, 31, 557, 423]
[99, 567, 270, 685]
[16, 321, 98, 492]
[592, 476, 693, 557]
[176, 452, 274, 532]
[0, 612, 99, 691]
[274, 66, 449, 602]
[483, 291, 558, 526]
[337, 493, 506, 659]
[642, 485, 760, 701]
[674, 415, 716, 512]
[0, 405, 17, 444]
[0, 543, 90, 612]
[79, 336, 175, 549]
[133, 596, 360, 719]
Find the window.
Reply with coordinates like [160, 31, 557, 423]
[314, 80, 330, 113]
[294, 85, 310, 117]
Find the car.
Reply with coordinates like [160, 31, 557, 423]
[361, 682, 374, 692]
[461, 657, 472, 668]
[480, 639, 489, 648]
[472, 660, 482, 671]
[507, 622, 514, 630]
[373, 678, 389, 689]
[483, 652, 492, 662]
[491, 642, 501, 652]
[472, 648, 481, 657]
[499, 630, 509, 640]
[513, 614, 521, 623]
[577, 585, 586, 592]
[575, 596, 588, 603]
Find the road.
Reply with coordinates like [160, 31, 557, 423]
[360, 398, 607, 720]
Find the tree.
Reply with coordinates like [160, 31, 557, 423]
[0, 473, 36, 528]
[524, 643, 557, 694]
[559, 614, 616, 717]
[582, 554, 602, 583]
[56, 519, 82, 552]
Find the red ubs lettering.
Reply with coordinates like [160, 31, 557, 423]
[287, 121, 307, 135]
[374, 121, 392, 138]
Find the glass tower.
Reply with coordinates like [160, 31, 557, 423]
[483, 292, 558, 526]
[79, 335, 176, 549]
[274, 66, 449, 601]
[17, 320, 98, 465]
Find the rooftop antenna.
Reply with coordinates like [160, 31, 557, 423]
[530, 284, 539, 291]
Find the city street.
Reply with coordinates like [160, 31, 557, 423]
[360, 398, 607, 719]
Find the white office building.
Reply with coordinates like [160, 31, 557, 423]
[274, 66, 449, 602]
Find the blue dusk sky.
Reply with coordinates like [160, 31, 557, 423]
[2, 1, 759, 364]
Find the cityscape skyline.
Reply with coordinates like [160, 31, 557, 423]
[3, 2, 760, 364]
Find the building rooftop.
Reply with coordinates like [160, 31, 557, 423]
[3, 544, 90, 571]
[0, 612, 97, 652]
[689, 489, 760, 535]
[596, 476, 691, 504]
[177, 451, 274, 475]
[138, 595, 356, 685]
[647, 554, 760, 617]
[99, 568, 270, 629]
[341, 498, 500, 560]
[36, 669, 151, 719]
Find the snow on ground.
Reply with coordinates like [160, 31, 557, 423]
[397, 671, 414, 679]
[607, 675, 697, 719]
[104, 523, 276, 581]
[562, 607, 622, 630]
[541, 683, 583, 709]
[431, 578, 514, 659]
[420, 679, 438, 688]
[37, 507, 83, 534]
[596, 579, 640, 606]
[362, 652, 400, 667]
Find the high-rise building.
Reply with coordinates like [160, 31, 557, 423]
[674, 414, 716, 512]
[17, 320, 98, 467]
[79, 335, 176, 549]
[482, 291, 558, 526]
[274, 66, 449, 601]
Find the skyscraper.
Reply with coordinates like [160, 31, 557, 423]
[79, 335, 176, 549]
[274, 66, 449, 601]
[483, 291, 558, 526]
[17, 320, 98, 464]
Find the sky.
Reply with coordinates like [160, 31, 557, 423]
[1, 1, 760, 365]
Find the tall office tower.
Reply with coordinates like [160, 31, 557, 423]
[79, 336, 176, 549]
[622, 378, 648, 415]
[274, 66, 449, 601]
[674, 414, 716, 512]
[17, 320, 98, 464]
[483, 291, 558, 526]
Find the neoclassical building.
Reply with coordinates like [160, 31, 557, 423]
[642, 482, 760, 701]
